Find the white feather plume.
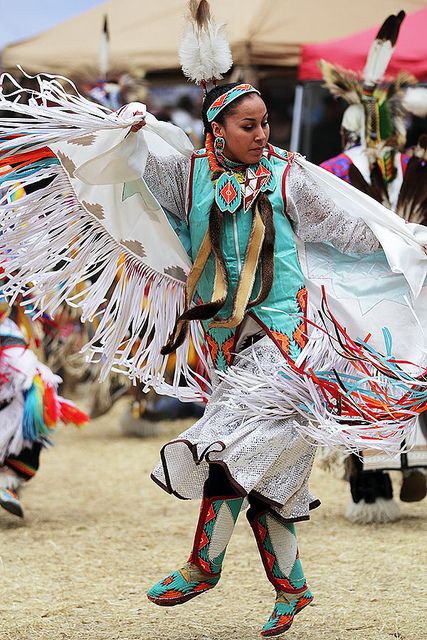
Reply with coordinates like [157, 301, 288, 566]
[402, 87, 427, 118]
[179, 13, 233, 83]
[363, 11, 405, 87]
[363, 40, 393, 86]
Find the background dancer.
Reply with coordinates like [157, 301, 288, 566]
[320, 10, 427, 524]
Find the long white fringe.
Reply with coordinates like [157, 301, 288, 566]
[0, 70, 140, 153]
[218, 323, 419, 455]
[0, 72, 210, 401]
[0, 165, 208, 400]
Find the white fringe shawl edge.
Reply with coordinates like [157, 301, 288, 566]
[0, 71, 211, 401]
[0, 165, 210, 402]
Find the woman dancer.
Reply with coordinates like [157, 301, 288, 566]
[0, 2, 426, 635]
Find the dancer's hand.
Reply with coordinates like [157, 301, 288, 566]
[131, 111, 146, 132]
[116, 105, 146, 131]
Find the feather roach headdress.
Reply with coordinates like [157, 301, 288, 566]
[179, 0, 233, 91]
[321, 10, 427, 223]
[321, 11, 427, 159]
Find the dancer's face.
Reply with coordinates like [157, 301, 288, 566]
[212, 94, 270, 165]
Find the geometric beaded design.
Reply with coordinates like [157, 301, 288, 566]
[261, 588, 314, 637]
[215, 171, 242, 214]
[243, 157, 276, 212]
[215, 157, 277, 215]
[193, 496, 243, 574]
[147, 495, 243, 606]
[206, 84, 260, 122]
[147, 564, 220, 606]
[252, 513, 307, 593]
[248, 510, 313, 635]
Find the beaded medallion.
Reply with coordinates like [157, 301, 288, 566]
[214, 155, 276, 214]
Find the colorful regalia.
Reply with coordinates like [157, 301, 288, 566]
[320, 10, 427, 523]
[1, 65, 427, 508]
[0, 1, 427, 633]
[0, 308, 88, 517]
[0, 195, 89, 518]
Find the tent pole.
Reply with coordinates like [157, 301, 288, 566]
[290, 83, 304, 152]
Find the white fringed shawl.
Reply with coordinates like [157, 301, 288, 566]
[1, 73, 427, 427]
[0, 74, 208, 400]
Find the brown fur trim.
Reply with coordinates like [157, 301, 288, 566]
[247, 192, 275, 309]
[185, 229, 212, 306]
[180, 298, 225, 321]
[161, 201, 229, 354]
[209, 203, 265, 329]
[348, 163, 383, 203]
[396, 139, 427, 224]
[161, 320, 189, 355]
[209, 201, 229, 300]
[183, 201, 229, 321]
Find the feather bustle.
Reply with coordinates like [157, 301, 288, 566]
[319, 60, 361, 104]
[396, 135, 427, 225]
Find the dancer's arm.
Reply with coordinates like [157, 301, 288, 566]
[286, 161, 380, 254]
[124, 108, 191, 222]
[143, 153, 191, 223]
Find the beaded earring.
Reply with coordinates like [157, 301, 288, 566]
[214, 136, 226, 153]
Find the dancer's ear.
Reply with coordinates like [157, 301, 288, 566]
[211, 121, 225, 139]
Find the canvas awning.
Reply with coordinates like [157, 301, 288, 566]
[299, 6, 427, 81]
[3, 0, 426, 81]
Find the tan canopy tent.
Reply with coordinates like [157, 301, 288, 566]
[2, 0, 426, 80]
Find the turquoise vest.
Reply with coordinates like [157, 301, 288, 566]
[188, 145, 308, 371]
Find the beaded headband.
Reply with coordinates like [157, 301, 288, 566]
[206, 84, 261, 122]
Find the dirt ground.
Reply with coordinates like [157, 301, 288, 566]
[1, 396, 426, 640]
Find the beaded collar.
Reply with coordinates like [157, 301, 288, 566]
[214, 148, 276, 214]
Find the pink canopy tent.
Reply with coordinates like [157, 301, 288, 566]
[298, 7, 427, 81]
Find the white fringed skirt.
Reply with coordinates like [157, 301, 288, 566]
[151, 337, 320, 523]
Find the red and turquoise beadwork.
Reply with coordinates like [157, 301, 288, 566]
[147, 495, 243, 606]
[206, 83, 260, 122]
[215, 171, 242, 213]
[262, 588, 314, 637]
